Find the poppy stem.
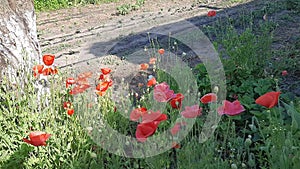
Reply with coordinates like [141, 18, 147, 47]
[169, 148, 178, 169]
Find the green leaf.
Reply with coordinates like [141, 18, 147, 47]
[283, 102, 300, 130]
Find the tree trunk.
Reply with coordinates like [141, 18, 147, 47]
[0, 0, 41, 84]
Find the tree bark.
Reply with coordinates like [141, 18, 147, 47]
[0, 0, 41, 84]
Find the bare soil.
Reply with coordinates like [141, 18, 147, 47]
[36, 0, 300, 96]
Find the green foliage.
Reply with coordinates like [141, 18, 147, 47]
[34, 0, 120, 11]
[116, 0, 145, 15]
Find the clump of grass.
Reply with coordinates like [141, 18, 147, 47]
[34, 0, 120, 12]
[116, 0, 145, 15]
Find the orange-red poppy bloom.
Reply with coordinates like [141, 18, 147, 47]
[207, 10, 216, 17]
[42, 54, 55, 66]
[170, 121, 187, 136]
[200, 93, 217, 104]
[100, 68, 112, 75]
[32, 64, 44, 77]
[130, 107, 148, 121]
[181, 105, 202, 118]
[98, 74, 104, 80]
[158, 48, 165, 55]
[147, 77, 156, 87]
[149, 57, 157, 64]
[172, 142, 181, 149]
[217, 100, 245, 116]
[107, 79, 113, 87]
[70, 84, 91, 95]
[281, 70, 288, 76]
[141, 110, 168, 124]
[153, 82, 175, 102]
[140, 63, 149, 70]
[23, 131, 51, 146]
[135, 121, 158, 142]
[78, 71, 93, 79]
[63, 101, 72, 109]
[67, 108, 74, 116]
[42, 67, 58, 76]
[255, 91, 281, 108]
[96, 81, 110, 92]
[170, 93, 184, 109]
[66, 77, 76, 88]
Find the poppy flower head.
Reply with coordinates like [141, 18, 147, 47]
[158, 48, 165, 55]
[141, 110, 168, 124]
[149, 57, 157, 64]
[140, 63, 149, 70]
[135, 122, 158, 142]
[42, 54, 55, 66]
[217, 100, 245, 116]
[100, 68, 112, 75]
[207, 10, 216, 17]
[200, 93, 217, 104]
[255, 91, 281, 108]
[170, 93, 184, 109]
[96, 81, 110, 95]
[153, 82, 176, 102]
[67, 109, 75, 116]
[23, 131, 51, 147]
[170, 122, 186, 135]
[172, 142, 181, 149]
[66, 77, 76, 88]
[42, 67, 58, 76]
[147, 77, 157, 87]
[281, 70, 288, 76]
[32, 64, 44, 77]
[70, 84, 91, 95]
[130, 107, 148, 121]
[181, 105, 202, 118]
[63, 101, 72, 109]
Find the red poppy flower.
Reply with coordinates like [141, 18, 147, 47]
[135, 122, 158, 142]
[149, 57, 157, 64]
[207, 10, 216, 17]
[100, 68, 111, 75]
[140, 63, 149, 70]
[130, 107, 148, 121]
[98, 74, 104, 80]
[95, 90, 106, 96]
[63, 101, 72, 109]
[281, 70, 288, 76]
[153, 82, 175, 102]
[23, 131, 51, 146]
[32, 64, 44, 77]
[67, 108, 74, 116]
[158, 48, 165, 55]
[76, 72, 92, 85]
[107, 79, 113, 87]
[170, 93, 184, 109]
[66, 77, 76, 88]
[41, 67, 57, 76]
[147, 77, 157, 87]
[70, 84, 91, 95]
[181, 105, 202, 118]
[42, 54, 55, 66]
[255, 91, 281, 108]
[141, 110, 168, 124]
[170, 121, 187, 135]
[217, 100, 245, 116]
[172, 142, 181, 149]
[200, 93, 217, 104]
[96, 81, 109, 92]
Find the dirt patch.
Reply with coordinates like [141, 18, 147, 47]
[36, 0, 300, 97]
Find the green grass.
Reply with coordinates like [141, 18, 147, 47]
[34, 0, 120, 12]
